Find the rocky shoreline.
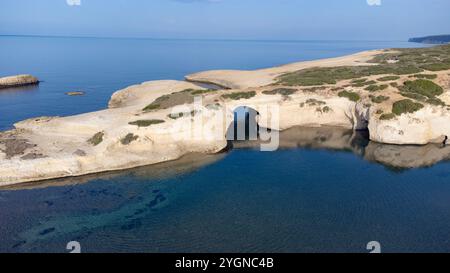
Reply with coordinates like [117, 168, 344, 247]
[1, 45, 450, 186]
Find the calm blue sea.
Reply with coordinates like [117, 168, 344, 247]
[2, 36, 449, 253]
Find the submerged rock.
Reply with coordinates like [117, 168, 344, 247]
[0, 74, 39, 89]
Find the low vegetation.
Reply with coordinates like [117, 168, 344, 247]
[426, 98, 446, 106]
[276, 45, 450, 87]
[168, 110, 199, 119]
[400, 92, 427, 102]
[409, 74, 437, 80]
[187, 89, 216, 96]
[351, 79, 376, 87]
[306, 98, 326, 106]
[365, 84, 388, 92]
[142, 103, 162, 111]
[338, 90, 360, 102]
[316, 106, 332, 113]
[301, 98, 327, 108]
[302, 86, 328, 92]
[379, 113, 396, 120]
[421, 63, 450, 72]
[262, 88, 297, 96]
[392, 99, 424, 116]
[377, 76, 400, 81]
[88, 132, 104, 146]
[128, 119, 165, 127]
[277, 64, 422, 86]
[370, 95, 390, 104]
[143, 91, 196, 112]
[221, 91, 256, 100]
[120, 133, 139, 145]
[369, 44, 450, 73]
[399, 79, 444, 99]
[351, 78, 368, 84]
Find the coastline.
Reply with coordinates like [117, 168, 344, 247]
[1, 45, 450, 186]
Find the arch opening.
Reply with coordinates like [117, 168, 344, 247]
[226, 106, 260, 141]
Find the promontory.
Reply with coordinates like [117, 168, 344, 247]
[1, 45, 450, 186]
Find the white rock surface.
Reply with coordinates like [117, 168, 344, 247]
[0, 74, 39, 88]
[2, 48, 450, 186]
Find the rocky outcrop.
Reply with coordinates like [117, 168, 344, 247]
[0, 81, 228, 186]
[2, 45, 450, 186]
[0, 75, 39, 89]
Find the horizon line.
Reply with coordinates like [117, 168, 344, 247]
[0, 34, 410, 43]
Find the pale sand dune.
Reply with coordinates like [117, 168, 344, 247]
[186, 50, 383, 89]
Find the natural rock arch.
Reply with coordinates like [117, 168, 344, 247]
[226, 106, 260, 141]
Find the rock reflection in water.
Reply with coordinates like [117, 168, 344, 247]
[3, 152, 227, 191]
[6, 126, 450, 192]
[234, 126, 450, 170]
[3, 126, 450, 252]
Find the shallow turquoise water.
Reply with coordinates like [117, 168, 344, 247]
[2, 37, 449, 253]
[2, 140, 450, 253]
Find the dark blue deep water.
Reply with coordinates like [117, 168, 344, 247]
[2, 37, 449, 253]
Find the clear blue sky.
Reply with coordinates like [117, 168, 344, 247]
[1, 0, 449, 40]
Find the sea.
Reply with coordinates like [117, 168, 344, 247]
[2, 36, 449, 253]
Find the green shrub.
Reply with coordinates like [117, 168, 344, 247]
[88, 132, 104, 146]
[189, 89, 216, 95]
[303, 86, 328, 92]
[389, 66, 423, 75]
[421, 63, 450, 71]
[426, 98, 446, 106]
[262, 88, 297, 96]
[129, 119, 165, 127]
[305, 98, 326, 106]
[369, 45, 450, 68]
[322, 106, 332, 113]
[143, 103, 161, 111]
[143, 92, 195, 112]
[143, 95, 170, 111]
[168, 110, 198, 119]
[352, 80, 377, 87]
[380, 113, 396, 120]
[120, 133, 138, 145]
[221, 91, 256, 100]
[365, 84, 388, 92]
[409, 74, 437, 80]
[338, 90, 360, 102]
[377, 76, 400, 81]
[276, 62, 423, 86]
[275, 45, 450, 86]
[400, 79, 444, 98]
[400, 92, 427, 101]
[370, 95, 389, 103]
[351, 78, 368, 84]
[392, 99, 424, 116]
